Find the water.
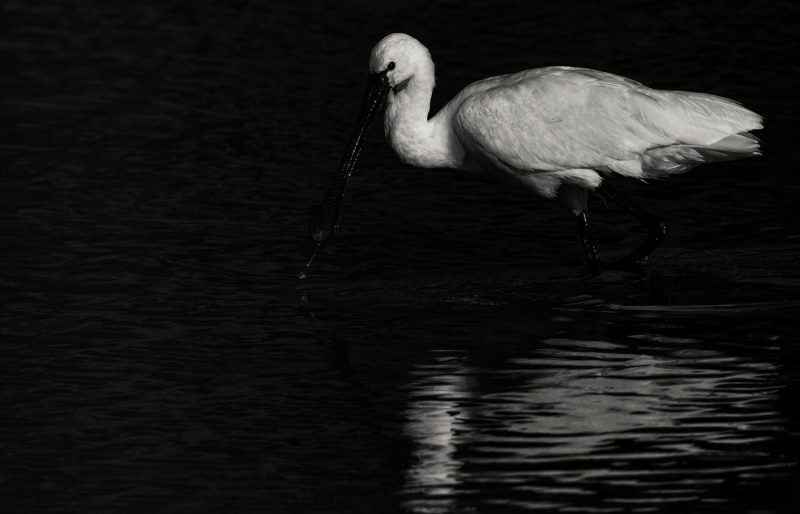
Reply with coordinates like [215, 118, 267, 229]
[2, 0, 800, 512]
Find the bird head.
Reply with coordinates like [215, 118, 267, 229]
[368, 33, 434, 95]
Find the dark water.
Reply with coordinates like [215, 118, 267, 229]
[2, 1, 800, 512]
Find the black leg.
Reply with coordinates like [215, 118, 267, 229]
[575, 212, 601, 275]
[596, 183, 667, 267]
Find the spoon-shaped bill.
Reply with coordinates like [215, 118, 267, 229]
[307, 71, 391, 252]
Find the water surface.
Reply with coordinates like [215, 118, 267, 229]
[2, 1, 800, 512]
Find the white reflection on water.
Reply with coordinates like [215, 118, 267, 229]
[401, 337, 787, 512]
[403, 357, 471, 513]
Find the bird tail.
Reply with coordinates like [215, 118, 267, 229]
[640, 91, 763, 177]
[661, 91, 763, 139]
[700, 131, 761, 158]
[642, 132, 761, 176]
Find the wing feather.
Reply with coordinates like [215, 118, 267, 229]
[451, 67, 762, 179]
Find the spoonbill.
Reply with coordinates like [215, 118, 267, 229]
[306, 33, 762, 274]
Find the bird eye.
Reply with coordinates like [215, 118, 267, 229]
[387, 61, 396, 71]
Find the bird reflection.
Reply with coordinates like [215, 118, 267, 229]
[400, 337, 785, 511]
[403, 357, 470, 512]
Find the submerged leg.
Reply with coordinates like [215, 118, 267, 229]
[559, 185, 601, 274]
[575, 212, 600, 275]
[596, 183, 668, 267]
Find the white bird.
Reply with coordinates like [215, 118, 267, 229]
[307, 33, 763, 274]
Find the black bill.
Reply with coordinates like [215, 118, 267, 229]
[304, 70, 391, 270]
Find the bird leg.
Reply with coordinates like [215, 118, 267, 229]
[595, 183, 667, 268]
[575, 212, 601, 275]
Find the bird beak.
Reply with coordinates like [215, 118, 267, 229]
[305, 70, 391, 264]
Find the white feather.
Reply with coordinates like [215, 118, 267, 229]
[371, 34, 762, 206]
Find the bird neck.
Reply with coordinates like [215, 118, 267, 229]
[384, 73, 464, 169]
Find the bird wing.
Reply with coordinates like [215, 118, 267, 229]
[451, 67, 762, 178]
